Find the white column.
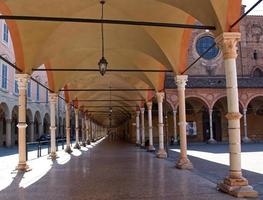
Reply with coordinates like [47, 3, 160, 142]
[136, 111, 140, 146]
[216, 32, 257, 197]
[49, 93, 58, 159]
[156, 92, 167, 158]
[65, 103, 72, 153]
[16, 74, 30, 171]
[242, 108, 251, 143]
[208, 109, 216, 143]
[173, 110, 178, 144]
[74, 108, 81, 149]
[81, 114, 86, 146]
[147, 101, 155, 151]
[175, 75, 193, 169]
[5, 119, 12, 147]
[85, 116, 91, 144]
[140, 107, 145, 147]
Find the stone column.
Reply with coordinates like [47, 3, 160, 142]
[175, 75, 193, 169]
[81, 115, 86, 147]
[29, 121, 34, 142]
[74, 108, 81, 149]
[208, 109, 216, 144]
[16, 74, 30, 171]
[5, 119, 12, 147]
[65, 103, 72, 153]
[156, 92, 167, 158]
[140, 107, 145, 148]
[85, 116, 91, 145]
[147, 101, 155, 152]
[242, 108, 251, 143]
[173, 110, 178, 144]
[216, 32, 257, 197]
[49, 93, 58, 160]
[136, 111, 140, 146]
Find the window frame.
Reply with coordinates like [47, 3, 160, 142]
[2, 21, 9, 46]
[1, 61, 8, 91]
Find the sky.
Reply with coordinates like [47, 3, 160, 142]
[242, 0, 263, 15]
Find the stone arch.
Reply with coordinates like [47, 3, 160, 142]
[184, 97, 210, 142]
[245, 94, 263, 109]
[34, 111, 42, 140]
[246, 96, 263, 141]
[11, 106, 18, 146]
[211, 95, 244, 111]
[251, 65, 263, 77]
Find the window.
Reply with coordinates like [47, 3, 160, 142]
[253, 68, 263, 77]
[36, 83, 40, 101]
[1, 63, 8, 89]
[14, 80, 19, 94]
[2, 22, 9, 44]
[196, 36, 219, 60]
[27, 80, 31, 98]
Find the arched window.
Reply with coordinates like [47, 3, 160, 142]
[196, 36, 219, 60]
[253, 68, 263, 77]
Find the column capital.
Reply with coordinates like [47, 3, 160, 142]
[15, 74, 30, 90]
[156, 92, 164, 103]
[173, 110, 177, 115]
[74, 108, 79, 114]
[136, 110, 140, 116]
[175, 75, 188, 89]
[140, 107, 145, 113]
[215, 32, 241, 59]
[48, 93, 58, 103]
[243, 108, 247, 113]
[146, 101, 152, 110]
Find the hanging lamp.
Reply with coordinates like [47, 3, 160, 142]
[98, 0, 108, 76]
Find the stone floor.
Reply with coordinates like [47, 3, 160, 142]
[168, 143, 263, 198]
[0, 138, 250, 200]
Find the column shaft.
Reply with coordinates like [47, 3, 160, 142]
[49, 93, 58, 159]
[16, 74, 30, 171]
[173, 110, 178, 143]
[136, 111, 140, 146]
[175, 75, 192, 169]
[147, 102, 155, 151]
[140, 108, 145, 147]
[156, 92, 167, 158]
[74, 108, 80, 149]
[65, 103, 72, 153]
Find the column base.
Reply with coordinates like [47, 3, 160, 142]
[86, 140, 91, 145]
[156, 149, 167, 159]
[65, 146, 72, 154]
[82, 141, 87, 147]
[207, 138, 217, 144]
[217, 176, 258, 198]
[242, 137, 252, 143]
[147, 145, 156, 152]
[136, 143, 140, 147]
[49, 152, 58, 160]
[140, 144, 146, 149]
[176, 158, 193, 170]
[16, 162, 31, 172]
[74, 142, 81, 149]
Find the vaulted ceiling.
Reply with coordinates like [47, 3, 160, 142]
[0, 0, 241, 126]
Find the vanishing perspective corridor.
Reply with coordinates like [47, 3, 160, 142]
[0, 138, 242, 200]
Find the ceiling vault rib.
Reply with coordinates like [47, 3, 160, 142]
[0, 15, 216, 30]
[32, 68, 173, 72]
[77, 99, 144, 102]
[60, 88, 155, 92]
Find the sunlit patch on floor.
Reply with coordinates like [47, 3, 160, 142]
[170, 148, 263, 174]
